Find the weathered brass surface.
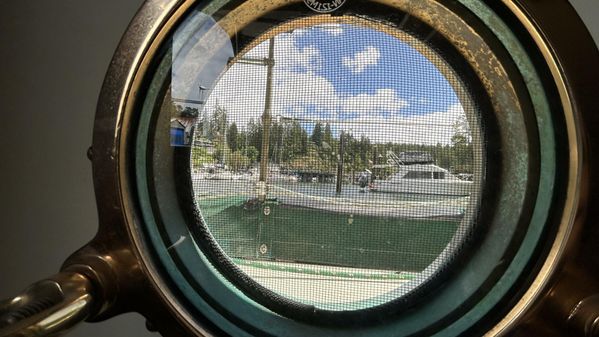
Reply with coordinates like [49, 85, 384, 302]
[490, 1, 599, 336]
[101, 0, 599, 334]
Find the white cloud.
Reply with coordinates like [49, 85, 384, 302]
[318, 23, 344, 36]
[273, 70, 339, 115]
[244, 31, 323, 72]
[343, 89, 407, 113]
[346, 103, 465, 145]
[194, 33, 465, 145]
[198, 31, 331, 129]
[342, 46, 380, 73]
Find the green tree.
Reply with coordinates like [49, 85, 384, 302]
[213, 144, 227, 163]
[359, 135, 371, 166]
[226, 151, 251, 171]
[282, 121, 308, 161]
[300, 127, 309, 155]
[181, 106, 199, 117]
[269, 120, 284, 162]
[191, 147, 213, 169]
[288, 146, 335, 173]
[227, 122, 239, 151]
[323, 123, 333, 148]
[209, 103, 228, 142]
[247, 118, 262, 157]
[451, 113, 473, 173]
[311, 122, 323, 147]
[245, 146, 259, 164]
[451, 133, 473, 173]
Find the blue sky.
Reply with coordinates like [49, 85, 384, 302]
[292, 24, 460, 116]
[177, 21, 467, 145]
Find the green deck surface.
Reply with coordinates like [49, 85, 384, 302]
[199, 196, 460, 272]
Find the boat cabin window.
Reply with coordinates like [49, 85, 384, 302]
[433, 172, 446, 179]
[404, 171, 433, 179]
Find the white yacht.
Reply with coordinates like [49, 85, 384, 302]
[369, 151, 472, 196]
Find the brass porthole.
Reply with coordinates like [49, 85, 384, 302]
[129, 0, 579, 335]
[1, 1, 597, 336]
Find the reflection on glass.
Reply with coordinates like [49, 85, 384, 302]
[179, 18, 480, 311]
[169, 12, 234, 147]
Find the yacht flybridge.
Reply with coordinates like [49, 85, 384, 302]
[369, 151, 473, 196]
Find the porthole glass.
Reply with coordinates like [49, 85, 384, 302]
[185, 18, 483, 311]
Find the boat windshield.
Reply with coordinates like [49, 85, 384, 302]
[404, 171, 433, 179]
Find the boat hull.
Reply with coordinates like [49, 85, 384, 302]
[370, 178, 472, 196]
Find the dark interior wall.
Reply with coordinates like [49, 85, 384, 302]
[0, 1, 154, 336]
[0, 1, 596, 337]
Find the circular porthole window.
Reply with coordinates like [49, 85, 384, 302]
[2, 1, 598, 336]
[187, 17, 485, 314]
[129, 0, 576, 335]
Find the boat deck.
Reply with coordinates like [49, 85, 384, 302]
[234, 258, 415, 309]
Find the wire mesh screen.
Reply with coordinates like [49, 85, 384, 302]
[181, 18, 482, 311]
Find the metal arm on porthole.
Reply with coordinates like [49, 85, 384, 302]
[0, 272, 94, 337]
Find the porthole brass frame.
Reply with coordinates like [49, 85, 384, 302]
[89, 0, 591, 335]
[1, 0, 597, 336]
